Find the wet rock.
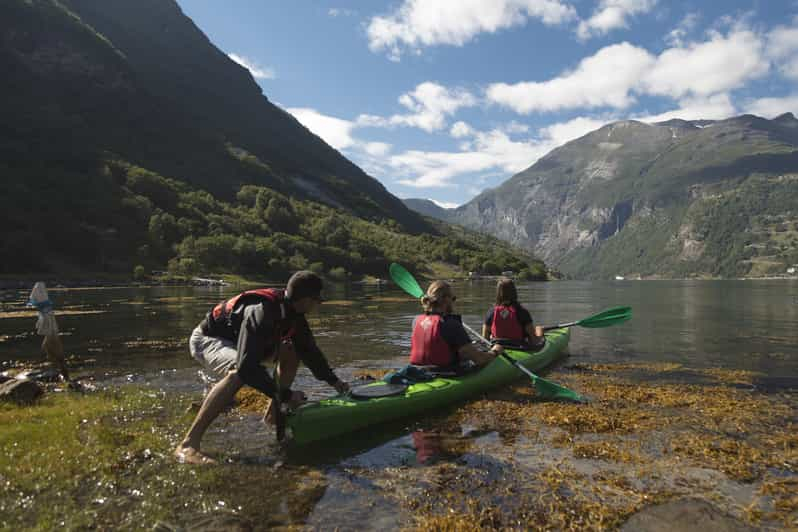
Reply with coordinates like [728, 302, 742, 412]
[0, 373, 12, 384]
[0, 378, 43, 404]
[16, 367, 63, 382]
[620, 498, 755, 532]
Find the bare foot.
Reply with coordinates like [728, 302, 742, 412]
[174, 445, 216, 465]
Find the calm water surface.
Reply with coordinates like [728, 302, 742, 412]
[2, 279, 797, 377]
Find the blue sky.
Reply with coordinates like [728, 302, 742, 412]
[176, 0, 798, 207]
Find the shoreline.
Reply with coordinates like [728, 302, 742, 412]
[2, 273, 796, 291]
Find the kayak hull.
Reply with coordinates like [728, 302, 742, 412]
[287, 328, 570, 445]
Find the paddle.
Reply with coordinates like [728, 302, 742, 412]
[389, 263, 632, 332]
[388, 263, 584, 401]
[459, 320, 585, 401]
[543, 305, 631, 331]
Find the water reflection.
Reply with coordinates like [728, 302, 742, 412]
[1, 280, 797, 378]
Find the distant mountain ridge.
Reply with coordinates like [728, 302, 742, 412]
[402, 199, 454, 222]
[447, 113, 798, 279]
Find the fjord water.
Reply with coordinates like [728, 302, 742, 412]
[2, 280, 797, 378]
[2, 279, 796, 529]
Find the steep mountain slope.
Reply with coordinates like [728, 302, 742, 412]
[0, 0, 545, 278]
[451, 115, 798, 278]
[402, 199, 454, 222]
[1, 0, 424, 224]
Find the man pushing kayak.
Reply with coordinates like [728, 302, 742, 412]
[175, 270, 349, 464]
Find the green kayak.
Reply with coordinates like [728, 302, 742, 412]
[286, 328, 570, 445]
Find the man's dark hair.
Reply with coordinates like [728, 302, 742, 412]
[495, 278, 518, 305]
[286, 270, 324, 301]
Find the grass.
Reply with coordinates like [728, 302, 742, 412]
[0, 388, 324, 530]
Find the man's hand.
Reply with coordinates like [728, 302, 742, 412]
[287, 390, 307, 409]
[263, 390, 307, 426]
[333, 380, 350, 394]
[490, 344, 505, 356]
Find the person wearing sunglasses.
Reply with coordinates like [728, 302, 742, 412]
[175, 270, 348, 464]
[409, 280, 503, 369]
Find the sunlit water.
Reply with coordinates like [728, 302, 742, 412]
[2, 279, 797, 376]
[1, 280, 796, 528]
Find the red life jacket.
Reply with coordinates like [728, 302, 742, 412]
[410, 313, 455, 367]
[209, 288, 295, 339]
[490, 304, 524, 341]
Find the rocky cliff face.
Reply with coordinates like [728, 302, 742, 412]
[450, 115, 798, 278]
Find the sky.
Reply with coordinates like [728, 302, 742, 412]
[175, 0, 798, 208]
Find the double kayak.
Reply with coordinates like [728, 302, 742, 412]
[287, 328, 570, 444]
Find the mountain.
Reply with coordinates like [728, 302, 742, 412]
[402, 199, 454, 222]
[0, 0, 545, 279]
[1, 0, 423, 226]
[450, 114, 798, 279]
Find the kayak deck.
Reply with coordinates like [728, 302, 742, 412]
[287, 328, 570, 444]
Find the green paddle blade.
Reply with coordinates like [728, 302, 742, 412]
[389, 263, 424, 298]
[576, 306, 632, 328]
[500, 352, 585, 402]
[532, 375, 585, 402]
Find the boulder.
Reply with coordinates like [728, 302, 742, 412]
[0, 378, 43, 404]
[621, 498, 755, 532]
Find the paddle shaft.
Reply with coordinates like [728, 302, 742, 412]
[460, 322, 540, 381]
[543, 321, 579, 332]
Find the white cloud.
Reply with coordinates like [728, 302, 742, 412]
[357, 82, 477, 132]
[227, 53, 276, 80]
[665, 12, 700, 47]
[744, 95, 798, 118]
[288, 107, 357, 149]
[637, 93, 737, 122]
[577, 0, 658, 40]
[364, 141, 392, 157]
[486, 42, 654, 113]
[392, 117, 607, 188]
[767, 19, 798, 80]
[487, 27, 768, 115]
[394, 150, 497, 188]
[366, 0, 577, 61]
[642, 28, 768, 98]
[450, 121, 475, 138]
[539, 116, 612, 145]
[287, 108, 392, 162]
[429, 199, 459, 209]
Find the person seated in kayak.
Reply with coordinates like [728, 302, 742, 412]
[175, 271, 349, 465]
[410, 280, 503, 368]
[482, 278, 544, 349]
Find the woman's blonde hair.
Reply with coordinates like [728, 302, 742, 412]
[421, 280, 453, 312]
